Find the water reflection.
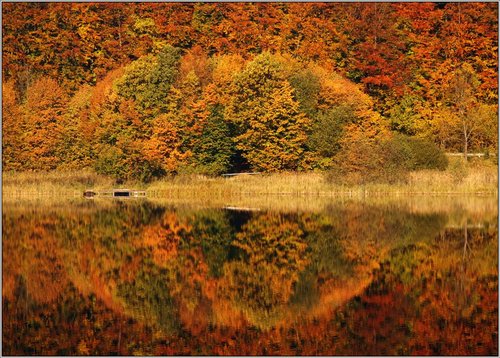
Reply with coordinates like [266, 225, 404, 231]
[2, 197, 498, 355]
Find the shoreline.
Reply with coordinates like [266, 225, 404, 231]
[3, 162, 498, 199]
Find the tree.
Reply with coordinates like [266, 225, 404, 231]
[142, 111, 188, 174]
[58, 85, 96, 169]
[468, 104, 498, 153]
[2, 80, 23, 170]
[113, 45, 181, 117]
[444, 63, 482, 159]
[179, 45, 212, 87]
[388, 95, 432, 138]
[226, 53, 310, 171]
[208, 53, 245, 106]
[288, 68, 321, 118]
[237, 82, 310, 171]
[340, 3, 411, 113]
[191, 105, 236, 175]
[19, 77, 68, 170]
[113, 55, 158, 114]
[93, 74, 163, 181]
[149, 45, 182, 113]
[394, 2, 498, 149]
[308, 106, 355, 168]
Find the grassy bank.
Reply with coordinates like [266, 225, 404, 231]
[3, 158, 498, 201]
[2, 170, 117, 198]
[147, 157, 498, 198]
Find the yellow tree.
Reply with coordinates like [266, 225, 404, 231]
[443, 63, 486, 158]
[143, 111, 189, 173]
[143, 71, 209, 174]
[236, 82, 310, 171]
[58, 85, 96, 169]
[226, 53, 310, 171]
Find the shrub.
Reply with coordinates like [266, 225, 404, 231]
[328, 133, 448, 186]
[94, 145, 163, 183]
[94, 146, 128, 182]
[397, 135, 448, 171]
[328, 131, 405, 185]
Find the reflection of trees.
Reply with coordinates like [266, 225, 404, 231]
[138, 211, 189, 266]
[3, 202, 167, 355]
[122, 209, 215, 334]
[3, 281, 161, 356]
[3, 200, 497, 355]
[329, 202, 448, 254]
[335, 225, 498, 356]
[118, 209, 200, 333]
[217, 214, 309, 329]
[289, 206, 448, 318]
[3, 214, 69, 304]
[56, 202, 165, 314]
[117, 264, 179, 334]
[191, 210, 235, 278]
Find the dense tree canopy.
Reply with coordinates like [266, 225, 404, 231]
[2, 2, 497, 180]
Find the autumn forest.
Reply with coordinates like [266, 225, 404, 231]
[2, 2, 498, 182]
[2, 3, 499, 356]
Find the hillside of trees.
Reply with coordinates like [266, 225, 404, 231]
[2, 2, 498, 182]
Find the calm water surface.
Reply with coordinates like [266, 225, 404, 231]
[2, 197, 498, 355]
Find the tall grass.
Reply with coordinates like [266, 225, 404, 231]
[147, 159, 497, 198]
[2, 170, 115, 198]
[3, 158, 497, 202]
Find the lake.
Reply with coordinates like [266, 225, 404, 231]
[2, 196, 498, 355]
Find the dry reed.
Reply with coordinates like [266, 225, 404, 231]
[3, 159, 497, 202]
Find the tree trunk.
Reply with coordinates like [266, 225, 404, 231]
[463, 122, 468, 161]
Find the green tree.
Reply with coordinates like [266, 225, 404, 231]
[308, 106, 355, 168]
[142, 70, 210, 175]
[113, 55, 157, 113]
[288, 69, 321, 118]
[191, 105, 236, 175]
[114, 45, 181, 117]
[149, 45, 182, 112]
[93, 87, 163, 182]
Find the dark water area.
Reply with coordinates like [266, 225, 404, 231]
[2, 197, 498, 355]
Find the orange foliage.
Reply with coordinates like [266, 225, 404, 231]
[20, 77, 68, 170]
[179, 45, 211, 87]
[2, 79, 23, 170]
[138, 212, 191, 266]
[89, 67, 125, 115]
[142, 112, 190, 173]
